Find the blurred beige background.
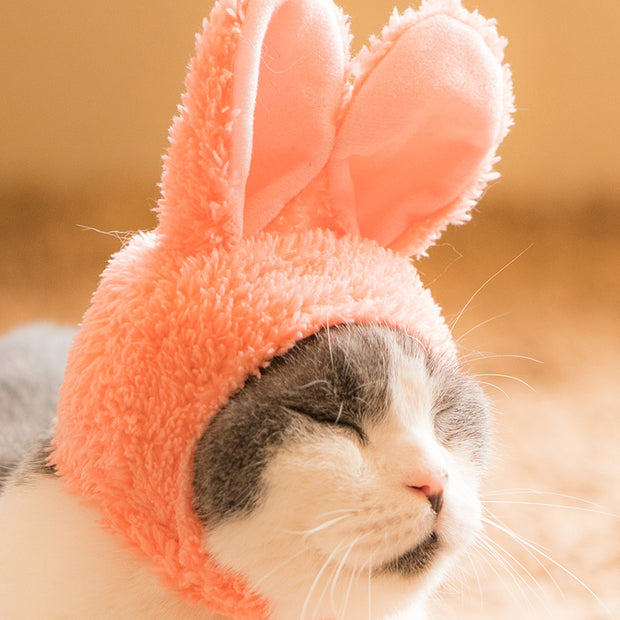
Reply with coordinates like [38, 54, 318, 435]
[2, 0, 619, 205]
[1, 1, 619, 618]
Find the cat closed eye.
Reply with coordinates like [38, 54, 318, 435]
[286, 405, 367, 441]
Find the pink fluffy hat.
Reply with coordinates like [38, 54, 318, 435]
[51, 0, 513, 616]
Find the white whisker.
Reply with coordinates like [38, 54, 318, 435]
[340, 554, 362, 620]
[328, 535, 362, 613]
[465, 551, 484, 610]
[483, 487, 605, 508]
[471, 539, 528, 609]
[482, 516, 614, 619]
[474, 373, 536, 392]
[367, 554, 373, 620]
[455, 312, 511, 344]
[334, 401, 345, 425]
[280, 513, 352, 537]
[450, 245, 533, 332]
[476, 536, 535, 605]
[296, 379, 332, 390]
[315, 508, 362, 519]
[463, 352, 544, 365]
[483, 499, 619, 519]
[476, 380, 511, 399]
[483, 511, 565, 600]
[480, 532, 552, 610]
[252, 548, 308, 590]
[301, 541, 346, 620]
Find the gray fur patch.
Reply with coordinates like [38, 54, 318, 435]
[379, 532, 440, 576]
[429, 359, 491, 470]
[192, 324, 392, 525]
[10, 438, 57, 487]
[0, 323, 73, 489]
[390, 329, 491, 470]
[193, 324, 491, 532]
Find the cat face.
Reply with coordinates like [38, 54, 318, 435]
[193, 324, 490, 619]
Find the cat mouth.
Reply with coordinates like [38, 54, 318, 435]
[376, 532, 440, 577]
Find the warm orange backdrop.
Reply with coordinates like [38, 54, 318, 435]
[2, 0, 619, 207]
[1, 3, 619, 618]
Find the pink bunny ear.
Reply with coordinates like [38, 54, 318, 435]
[232, 0, 348, 237]
[157, 0, 347, 250]
[328, 2, 513, 256]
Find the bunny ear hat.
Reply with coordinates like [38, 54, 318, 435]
[52, 0, 513, 616]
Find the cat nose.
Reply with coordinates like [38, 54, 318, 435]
[407, 470, 448, 514]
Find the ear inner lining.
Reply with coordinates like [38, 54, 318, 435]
[328, 14, 505, 250]
[229, 0, 346, 237]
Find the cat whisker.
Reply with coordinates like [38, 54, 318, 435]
[471, 538, 532, 609]
[422, 242, 463, 288]
[473, 372, 536, 392]
[482, 515, 565, 602]
[465, 551, 484, 608]
[251, 547, 308, 591]
[476, 380, 511, 399]
[475, 535, 543, 611]
[328, 535, 362, 613]
[483, 499, 620, 519]
[353, 395, 371, 408]
[450, 245, 533, 333]
[340, 553, 364, 620]
[367, 553, 373, 620]
[295, 379, 332, 390]
[481, 515, 614, 619]
[326, 321, 335, 369]
[334, 402, 345, 425]
[483, 487, 604, 508]
[324, 538, 361, 620]
[455, 312, 511, 345]
[309, 533, 370, 620]
[301, 540, 347, 620]
[479, 532, 553, 609]
[477, 533, 557, 617]
[279, 513, 353, 538]
[483, 507, 553, 554]
[461, 351, 544, 365]
[315, 507, 362, 519]
[399, 330, 431, 358]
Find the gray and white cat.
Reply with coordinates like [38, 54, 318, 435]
[0, 322, 490, 619]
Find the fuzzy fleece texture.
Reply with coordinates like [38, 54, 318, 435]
[51, 0, 513, 617]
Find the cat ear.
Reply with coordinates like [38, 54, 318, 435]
[328, 1, 513, 256]
[157, 0, 347, 250]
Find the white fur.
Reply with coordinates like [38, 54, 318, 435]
[0, 346, 483, 619]
[207, 350, 483, 620]
[0, 477, 221, 620]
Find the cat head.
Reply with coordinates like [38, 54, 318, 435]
[52, 0, 512, 617]
[195, 323, 492, 619]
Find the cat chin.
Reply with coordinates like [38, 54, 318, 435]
[207, 512, 473, 620]
[207, 521, 451, 620]
[205, 444, 483, 620]
[207, 527, 434, 620]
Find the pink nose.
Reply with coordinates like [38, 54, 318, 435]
[407, 470, 448, 514]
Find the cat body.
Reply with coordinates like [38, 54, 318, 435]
[0, 323, 74, 471]
[0, 324, 489, 619]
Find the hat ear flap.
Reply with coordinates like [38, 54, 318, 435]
[328, 2, 513, 256]
[233, 0, 348, 237]
[158, 0, 347, 251]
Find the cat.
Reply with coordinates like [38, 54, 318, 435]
[0, 322, 490, 619]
